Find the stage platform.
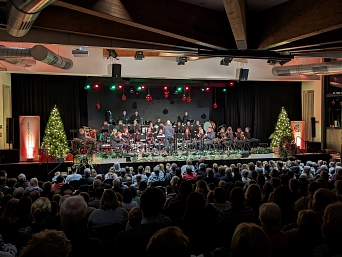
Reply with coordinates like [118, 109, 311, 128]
[0, 153, 331, 182]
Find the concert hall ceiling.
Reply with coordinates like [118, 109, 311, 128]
[0, 0, 341, 60]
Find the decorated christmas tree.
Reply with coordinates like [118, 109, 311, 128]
[270, 107, 294, 148]
[41, 105, 69, 157]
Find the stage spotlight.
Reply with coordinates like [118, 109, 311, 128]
[201, 87, 205, 92]
[129, 86, 134, 93]
[107, 49, 118, 59]
[118, 84, 123, 90]
[182, 94, 187, 101]
[222, 88, 227, 93]
[205, 87, 210, 92]
[177, 86, 182, 92]
[163, 86, 168, 92]
[267, 59, 277, 66]
[220, 57, 233, 66]
[229, 81, 235, 87]
[84, 85, 91, 90]
[110, 85, 116, 91]
[134, 51, 144, 60]
[176, 56, 187, 65]
[185, 86, 189, 92]
[136, 86, 142, 91]
[93, 84, 99, 89]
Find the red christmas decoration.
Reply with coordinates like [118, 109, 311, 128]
[96, 103, 101, 110]
[332, 100, 336, 105]
[121, 95, 127, 101]
[146, 94, 153, 101]
[187, 97, 192, 103]
[80, 148, 88, 154]
[182, 94, 187, 101]
[285, 142, 290, 149]
[213, 103, 218, 109]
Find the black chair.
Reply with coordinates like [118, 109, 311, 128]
[69, 180, 80, 190]
[78, 184, 91, 192]
[103, 178, 114, 185]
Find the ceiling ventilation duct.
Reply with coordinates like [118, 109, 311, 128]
[272, 61, 342, 76]
[30, 45, 73, 70]
[6, 0, 55, 37]
[2, 58, 36, 68]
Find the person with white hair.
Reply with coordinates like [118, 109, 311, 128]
[79, 168, 95, 186]
[24, 178, 43, 194]
[15, 173, 28, 188]
[147, 166, 165, 186]
[302, 166, 313, 179]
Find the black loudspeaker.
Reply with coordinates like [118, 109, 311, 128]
[237, 68, 249, 81]
[0, 149, 19, 164]
[112, 64, 121, 77]
[6, 118, 14, 144]
[241, 151, 250, 158]
[311, 117, 316, 138]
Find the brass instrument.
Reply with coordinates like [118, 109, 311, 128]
[240, 132, 245, 140]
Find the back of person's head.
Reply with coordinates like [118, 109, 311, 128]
[230, 187, 245, 208]
[84, 168, 90, 176]
[140, 187, 165, 218]
[60, 196, 87, 229]
[52, 194, 61, 204]
[128, 206, 142, 229]
[185, 192, 205, 216]
[17, 196, 32, 221]
[29, 190, 40, 203]
[55, 176, 64, 184]
[95, 187, 104, 199]
[308, 181, 323, 196]
[259, 203, 281, 232]
[153, 166, 160, 176]
[122, 188, 133, 204]
[316, 178, 328, 189]
[31, 197, 51, 223]
[79, 192, 90, 204]
[71, 165, 77, 173]
[273, 186, 292, 209]
[179, 181, 193, 197]
[137, 165, 144, 174]
[271, 177, 281, 189]
[231, 223, 272, 257]
[13, 187, 25, 199]
[289, 178, 300, 192]
[323, 203, 342, 244]
[6, 178, 17, 188]
[100, 189, 118, 210]
[171, 163, 178, 172]
[219, 180, 227, 189]
[2, 198, 18, 221]
[213, 187, 227, 204]
[280, 174, 289, 186]
[29, 178, 38, 187]
[139, 181, 148, 191]
[311, 188, 336, 215]
[93, 179, 102, 189]
[18, 173, 26, 181]
[147, 226, 190, 257]
[18, 229, 71, 257]
[245, 184, 262, 203]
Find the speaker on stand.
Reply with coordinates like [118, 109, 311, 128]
[6, 118, 14, 149]
[311, 117, 316, 139]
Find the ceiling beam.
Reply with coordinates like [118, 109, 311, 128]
[255, 0, 342, 50]
[222, 0, 247, 49]
[53, 0, 235, 50]
[33, 6, 199, 51]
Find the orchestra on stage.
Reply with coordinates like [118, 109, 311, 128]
[77, 110, 259, 153]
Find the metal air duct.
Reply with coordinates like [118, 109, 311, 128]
[272, 61, 342, 76]
[0, 45, 32, 58]
[2, 58, 36, 68]
[6, 0, 55, 37]
[30, 45, 73, 70]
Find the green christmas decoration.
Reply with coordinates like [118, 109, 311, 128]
[270, 107, 294, 148]
[41, 105, 69, 157]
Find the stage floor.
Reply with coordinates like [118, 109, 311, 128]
[0, 153, 331, 181]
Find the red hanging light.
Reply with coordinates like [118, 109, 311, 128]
[182, 94, 187, 101]
[213, 88, 218, 109]
[121, 95, 127, 101]
[187, 86, 191, 102]
[146, 84, 152, 101]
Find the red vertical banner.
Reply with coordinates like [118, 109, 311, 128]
[291, 121, 305, 150]
[19, 116, 40, 161]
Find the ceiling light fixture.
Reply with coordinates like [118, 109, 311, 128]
[134, 51, 145, 60]
[176, 56, 187, 65]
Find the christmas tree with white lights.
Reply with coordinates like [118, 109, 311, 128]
[271, 107, 294, 148]
[41, 105, 69, 157]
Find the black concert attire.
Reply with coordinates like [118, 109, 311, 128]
[204, 131, 215, 150]
[192, 124, 200, 133]
[131, 115, 141, 123]
[146, 132, 154, 150]
[163, 124, 175, 153]
[110, 134, 123, 150]
[182, 132, 194, 150]
[156, 131, 165, 151]
[120, 114, 130, 123]
[183, 115, 190, 124]
[223, 132, 234, 149]
[244, 132, 251, 140]
[176, 125, 184, 133]
[196, 132, 205, 150]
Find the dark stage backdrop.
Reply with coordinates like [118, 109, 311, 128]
[212, 81, 302, 143]
[87, 86, 212, 130]
[11, 74, 88, 149]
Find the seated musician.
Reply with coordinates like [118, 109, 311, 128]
[223, 126, 234, 149]
[175, 121, 183, 133]
[118, 131, 129, 150]
[155, 117, 162, 127]
[235, 127, 243, 140]
[244, 127, 251, 140]
[185, 120, 192, 132]
[182, 127, 193, 150]
[156, 128, 165, 151]
[192, 120, 201, 133]
[110, 129, 123, 150]
[146, 128, 154, 143]
[203, 127, 215, 150]
[116, 120, 124, 132]
[196, 127, 205, 150]
[131, 111, 141, 124]
[234, 127, 245, 149]
[78, 128, 87, 141]
[123, 127, 131, 140]
[217, 126, 227, 148]
[132, 119, 141, 132]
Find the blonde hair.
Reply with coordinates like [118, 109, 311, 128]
[31, 197, 51, 222]
[29, 178, 38, 187]
[145, 166, 151, 173]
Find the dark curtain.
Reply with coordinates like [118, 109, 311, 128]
[212, 81, 302, 143]
[11, 74, 88, 149]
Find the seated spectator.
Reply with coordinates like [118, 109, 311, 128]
[65, 165, 82, 184]
[121, 188, 138, 211]
[181, 160, 195, 175]
[205, 187, 231, 226]
[88, 187, 104, 209]
[164, 163, 177, 185]
[13, 187, 25, 200]
[182, 166, 196, 181]
[24, 178, 43, 195]
[220, 167, 233, 184]
[241, 169, 250, 184]
[174, 192, 215, 255]
[132, 166, 148, 183]
[245, 184, 262, 216]
[129, 186, 140, 205]
[334, 180, 342, 201]
[18, 230, 71, 257]
[51, 176, 64, 193]
[115, 187, 166, 257]
[104, 167, 117, 180]
[146, 226, 190, 257]
[310, 188, 337, 218]
[0, 199, 19, 244]
[2, 178, 17, 196]
[259, 203, 291, 256]
[217, 187, 258, 249]
[294, 181, 322, 211]
[196, 163, 207, 178]
[214, 165, 226, 179]
[314, 203, 342, 256]
[289, 178, 301, 204]
[194, 180, 210, 200]
[126, 206, 142, 230]
[60, 196, 103, 257]
[88, 189, 128, 232]
[147, 166, 165, 186]
[231, 223, 272, 257]
[51, 171, 60, 183]
[204, 168, 219, 186]
[262, 183, 273, 203]
[79, 168, 94, 186]
[40, 182, 53, 200]
[15, 173, 28, 188]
